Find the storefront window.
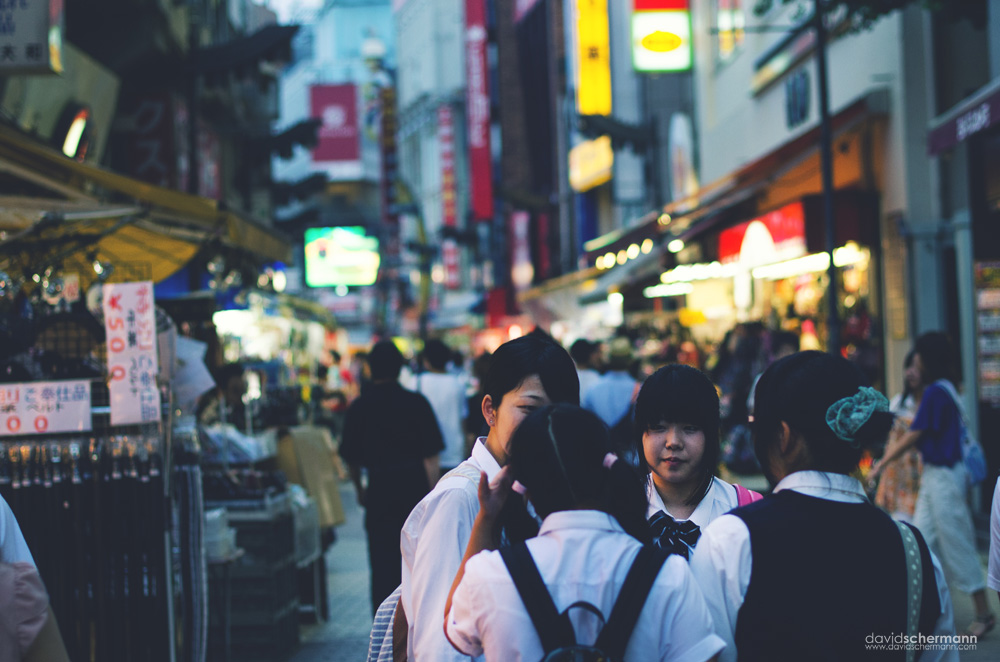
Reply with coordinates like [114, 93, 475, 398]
[716, 0, 746, 62]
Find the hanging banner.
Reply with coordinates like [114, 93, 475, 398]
[311, 84, 363, 180]
[576, 0, 612, 115]
[0, 380, 91, 436]
[103, 281, 161, 426]
[0, 0, 64, 75]
[465, 0, 494, 221]
[439, 105, 461, 289]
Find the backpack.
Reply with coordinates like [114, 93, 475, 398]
[500, 542, 668, 662]
[935, 380, 987, 485]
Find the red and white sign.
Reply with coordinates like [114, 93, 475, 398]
[103, 281, 161, 426]
[718, 202, 806, 264]
[439, 105, 460, 289]
[466, 0, 494, 222]
[510, 211, 534, 290]
[0, 380, 91, 436]
[311, 84, 362, 180]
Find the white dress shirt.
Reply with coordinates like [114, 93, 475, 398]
[689, 471, 957, 662]
[414, 371, 469, 469]
[447, 510, 726, 662]
[0, 495, 33, 565]
[987, 477, 1000, 592]
[646, 475, 740, 529]
[400, 438, 498, 662]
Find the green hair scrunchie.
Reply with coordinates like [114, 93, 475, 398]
[825, 386, 889, 447]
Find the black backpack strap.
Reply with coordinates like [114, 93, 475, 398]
[595, 546, 669, 660]
[500, 542, 577, 654]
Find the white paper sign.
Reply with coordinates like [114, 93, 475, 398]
[0, 380, 91, 436]
[0, 0, 64, 74]
[103, 281, 161, 426]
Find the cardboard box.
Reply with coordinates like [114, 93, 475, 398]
[276, 425, 347, 528]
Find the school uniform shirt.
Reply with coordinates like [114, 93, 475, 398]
[646, 476, 739, 559]
[400, 438, 497, 662]
[988, 477, 1000, 593]
[446, 510, 726, 662]
[582, 371, 638, 428]
[0, 495, 33, 565]
[689, 471, 956, 662]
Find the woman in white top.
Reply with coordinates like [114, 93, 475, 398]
[689, 351, 956, 662]
[631, 365, 759, 560]
[396, 334, 580, 662]
[445, 404, 724, 662]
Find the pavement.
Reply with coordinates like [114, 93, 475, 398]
[283, 482, 1000, 661]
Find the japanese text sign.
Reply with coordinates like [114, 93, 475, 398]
[103, 281, 161, 426]
[0, 380, 91, 436]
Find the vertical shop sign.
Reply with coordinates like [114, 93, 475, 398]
[129, 94, 178, 189]
[0, 380, 91, 436]
[439, 105, 460, 289]
[380, 85, 401, 273]
[103, 282, 161, 426]
[576, 0, 612, 115]
[466, 0, 494, 221]
[976, 262, 1000, 405]
[510, 211, 534, 291]
[0, 0, 63, 74]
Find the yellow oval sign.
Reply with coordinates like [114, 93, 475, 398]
[641, 31, 682, 53]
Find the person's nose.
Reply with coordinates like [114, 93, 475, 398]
[664, 426, 682, 449]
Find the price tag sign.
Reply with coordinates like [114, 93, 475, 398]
[0, 380, 92, 436]
[103, 281, 161, 425]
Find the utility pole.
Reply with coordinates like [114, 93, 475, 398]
[815, 0, 841, 356]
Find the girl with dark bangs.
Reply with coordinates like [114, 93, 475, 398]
[444, 405, 724, 662]
[631, 365, 760, 560]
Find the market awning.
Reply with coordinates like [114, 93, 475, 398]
[0, 201, 201, 291]
[0, 123, 292, 263]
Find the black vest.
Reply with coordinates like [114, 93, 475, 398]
[731, 490, 940, 662]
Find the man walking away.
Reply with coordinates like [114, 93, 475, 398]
[339, 340, 444, 613]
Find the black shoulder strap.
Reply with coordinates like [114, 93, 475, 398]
[500, 542, 577, 653]
[595, 546, 669, 661]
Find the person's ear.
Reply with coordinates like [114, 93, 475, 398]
[778, 422, 794, 454]
[481, 394, 496, 427]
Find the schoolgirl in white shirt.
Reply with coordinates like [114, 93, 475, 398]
[689, 351, 957, 662]
[396, 334, 580, 662]
[631, 365, 759, 560]
[445, 404, 724, 662]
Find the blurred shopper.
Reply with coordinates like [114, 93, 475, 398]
[444, 405, 724, 662]
[583, 336, 637, 429]
[871, 332, 993, 637]
[399, 335, 579, 662]
[633, 365, 760, 560]
[873, 350, 923, 522]
[989, 477, 1000, 602]
[463, 352, 492, 457]
[569, 338, 602, 402]
[196, 362, 247, 430]
[414, 339, 469, 475]
[692, 351, 955, 661]
[339, 341, 445, 613]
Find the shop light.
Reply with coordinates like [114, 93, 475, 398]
[643, 282, 694, 298]
[508, 324, 524, 339]
[335, 285, 349, 296]
[667, 239, 685, 253]
[604, 252, 616, 267]
[272, 271, 287, 292]
[607, 292, 624, 305]
[832, 242, 868, 267]
[616, 250, 628, 265]
[658, 213, 672, 225]
[627, 243, 640, 260]
[751, 252, 830, 280]
[641, 238, 654, 254]
[660, 261, 739, 283]
[595, 255, 607, 270]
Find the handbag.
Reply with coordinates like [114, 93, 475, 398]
[936, 380, 987, 485]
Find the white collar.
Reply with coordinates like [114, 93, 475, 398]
[471, 437, 502, 482]
[538, 510, 624, 536]
[772, 470, 868, 503]
[646, 475, 724, 527]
